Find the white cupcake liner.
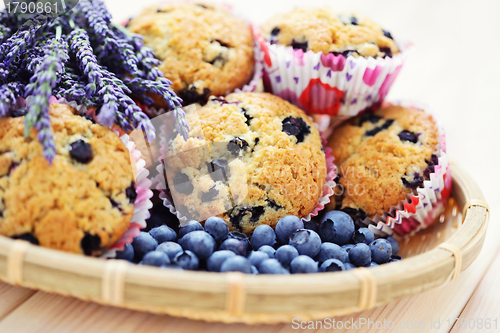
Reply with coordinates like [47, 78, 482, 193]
[354, 101, 452, 238]
[256, 28, 412, 120]
[155, 115, 337, 228]
[47, 97, 153, 257]
[301, 137, 337, 222]
[102, 132, 154, 258]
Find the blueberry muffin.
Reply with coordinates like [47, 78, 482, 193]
[327, 104, 439, 222]
[261, 8, 398, 58]
[128, 2, 255, 105]
[163, 92, 326, 235]
[0, 104, 137, 255]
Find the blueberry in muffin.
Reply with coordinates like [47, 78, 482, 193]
[128, 2, 255, 105]
[162, 92, 326, 235]
[262, 7, 398, 58]
[327, 104, 440, 223]
[0, 103, 136, 255]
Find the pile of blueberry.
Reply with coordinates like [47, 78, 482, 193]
[115, 209, 401, 274]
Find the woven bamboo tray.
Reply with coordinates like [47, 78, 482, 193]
[0, 161, 489, 324]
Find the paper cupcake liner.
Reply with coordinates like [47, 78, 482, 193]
[102, 132, 154, 258]
[47, 97, 153, 257]
[256, 29, 412, 120]
[354, 101, 452, 238]
[156, 120, 336, 227]
[302, 137, 337, 222]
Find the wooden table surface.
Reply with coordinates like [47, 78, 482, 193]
[1, 0, 499, 332]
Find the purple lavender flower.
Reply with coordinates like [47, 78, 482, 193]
[2, 15, 51, 66]
[24, 38, 69, 162]
[77, 0, 140, 76]
[0, 82, 24, 117]
[67, 28, 155, 140]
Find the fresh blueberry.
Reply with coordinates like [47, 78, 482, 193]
[258, 245, 276, 259]
[319, 211, 355, 245]
[219, 238, 247, 256]
[157, 241, 183, 260]
[174, 250, 199, 270]
[227, 138, 249, 155]
[220, 256, 253, 273]
[227, 231, 250, 251]
[398, 130, 419, 143]
[275, 245, 299, 268]
[149, 225, 177, 243]
[250, 225, 276, 250]
[315, 242, 348, 263]
[344, 262, 357, 270]
[207, 250, 236, 272]
[173, 173, 194, 195]
[342, 244, 355, 253]
[386, 236, 400, 256]
[320, 259, 345, 272]
[352, 228, 375, 245]
[275, 215, 304, 244]
[142, 251, 171, 267]
[350, 16, 358, 25]
[179, 230, 216, 259]
[251, 265, 259, 274]
[289, 229, 321, 258]
[258, 259, 289, 274]
[204, 216, 229, 242]
[369, 239, 392, 264]
[207, 158, 229, 182]
[247, 251, 270, 268]
[349, 243, 372, 267]
[179, 220, 204, 238]
[290, 255, 318, 273]
[115, 243, 134, 262]
[132, 232, 158, 261]
[69, 140, 93, 163]
[367, 261, 379, 267]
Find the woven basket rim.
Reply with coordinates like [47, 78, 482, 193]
[0, 160, 489, 324]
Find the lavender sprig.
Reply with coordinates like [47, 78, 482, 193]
[67, 28, 155, 140]
[0, 82, 24, 117]
[0, 2, 188, 161]
[24, 38, 69, 162]
[78, 0, 140, 76]
[2, 14, 51, 66]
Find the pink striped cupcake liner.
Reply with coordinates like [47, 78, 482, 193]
[255, 27, 413, 138]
